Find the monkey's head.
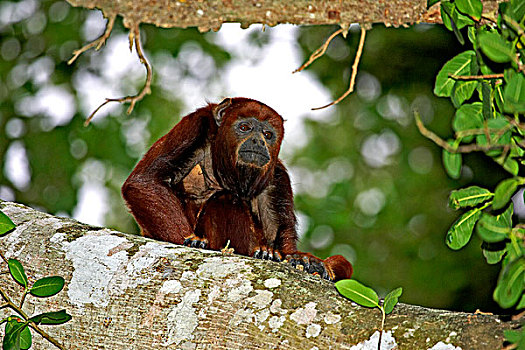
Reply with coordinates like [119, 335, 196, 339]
[211, 97, 284, 199]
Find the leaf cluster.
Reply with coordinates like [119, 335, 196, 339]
[428, 0, 525, 344]
[0, 210, 71, 350]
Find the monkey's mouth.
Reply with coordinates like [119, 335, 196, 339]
[238, 150, 270, 167]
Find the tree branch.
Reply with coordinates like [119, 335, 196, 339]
[64, 0, 504, 30]
[0, 200, 519, 349]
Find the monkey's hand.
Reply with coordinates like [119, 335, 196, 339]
[183, 234, 208, 249]
[252, 246, 283, 262]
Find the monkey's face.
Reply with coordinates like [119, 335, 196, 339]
[234, 117, 276, 167]
[211, 98, 284, 198]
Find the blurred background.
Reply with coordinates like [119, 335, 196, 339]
[0, 0, 514, 312]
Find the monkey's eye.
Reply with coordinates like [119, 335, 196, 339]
[263, 131, 273, 140]
[238, 123, 251, 132]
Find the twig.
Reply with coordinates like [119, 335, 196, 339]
[312, 26, 367, 110]
[0, 288, 66, 349]
[292, 28, 343, 73]
[67, 15, 116, 65]
[414, 111, 507, 153]
[449, 73, 504, 80]
[0, 250, 7, 264]
[84, 24, 153, 126]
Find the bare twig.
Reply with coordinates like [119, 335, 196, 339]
[449, 73, 504, 80]
[414, 111, 507, 153]
[0, 250, 8, 264]
[84, 24, 153, 126]
[68, 15, 116, 65]
[292, 28, 343, 73]
[312, 26, 367, 110]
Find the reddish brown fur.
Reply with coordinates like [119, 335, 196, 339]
[122, 97, 353, 281]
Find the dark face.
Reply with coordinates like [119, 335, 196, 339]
[234, 117, 277, 167]
[211, 98, 284, 199]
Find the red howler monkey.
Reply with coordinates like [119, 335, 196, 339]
[122, 97, 352, 281]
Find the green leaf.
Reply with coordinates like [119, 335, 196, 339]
[448, 186, 493, 210]
[492, 178, 519, 210]
[8, 259, 28, 289]
[383, 287, 403, 314]
[476, 204, 513, 243]
[335, 279, 380, 308]
[29, 310, 72, 325]
[3, 319, 28, 350]
[508, 0, 525, 23]
[446, 208, 483, 250]
[475, 117, 512, 157]
[504, 328, 525, 344]
[443, 148, 462, 179]
[481, 81, 492, 120]
[30, 276, 65, 297]
[0, 210, 16, 236]
[493, 258, 524, 308]
[427, 0, 440, 8]
[451, 80, 478, 107]
[452, 102, 483, 143]
[504, 73, 525, 113]
[455, 0, 483, 20]
[483, 248, 506, 264]
[517, 294, 525, 309]
[434, 51, 477, 97]
[478, 32, 515, 63]
[19, 326, 32, 350]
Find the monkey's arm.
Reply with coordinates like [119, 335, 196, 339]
[122, 105, 217, 243]
[268, 161, 353, 281]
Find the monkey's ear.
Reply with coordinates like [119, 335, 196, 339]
[213, 98, 232, 126]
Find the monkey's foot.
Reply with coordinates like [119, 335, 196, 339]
[252, 246, 282, 262]
[183, 234, 208, 249]
[283, 253, 333, 281]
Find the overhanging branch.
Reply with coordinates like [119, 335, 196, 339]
[65, 0, 503, 31]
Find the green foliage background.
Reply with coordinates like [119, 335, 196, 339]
[0, 0, 516, 312]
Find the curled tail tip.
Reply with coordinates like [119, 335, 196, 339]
[325, 255, 353, 281]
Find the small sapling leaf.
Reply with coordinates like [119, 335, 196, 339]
[0, 210, 16, 236]
[19, 326, 32, 350]
[446, 208, 483, 250]
[427, 0, 440, 8]
[8, 259, 28, 289]
[30, 276, 65, 297]
[492, 178, 519, 210]
[383, 287, 403, 315]
[3, 318, 28, 350]
[335, 279, 379, 308]
[29, 310, 72, 325]
[448, 186, 493, 210]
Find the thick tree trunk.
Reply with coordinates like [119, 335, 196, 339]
[64, 0, 503, 31]
[0, 201, 518, 349]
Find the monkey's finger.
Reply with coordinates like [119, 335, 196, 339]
[273, 251, 282, 262]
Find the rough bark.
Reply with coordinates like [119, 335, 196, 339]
[64, 0, 503, 31]
[0, 200, 519, 349]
